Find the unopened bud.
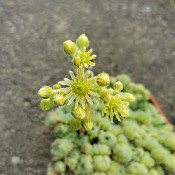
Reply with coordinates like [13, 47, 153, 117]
[82, 117, 93, 131]
[70, 118, 81, 130]
[53, 93, 66, 106]
[63, 40, 77, 56]
[100, 89, 111, 103]
[38, 86, 52, 99]
[108, 88, 114, 95]
[113, 89, 119, 95]
[122, 93, 135, 103]
[71, 105, 86, 119]
[114, 81, 123, 91]
[73, 52, 81, 66]
[40, 98, 53, 110]
[97, 73, 110, 86]
[76, 34, 89, 50]
[86, 70, 94, 78]
[53, 84, 61, 90]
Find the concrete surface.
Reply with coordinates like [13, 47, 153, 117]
[0, 0, 175, 174]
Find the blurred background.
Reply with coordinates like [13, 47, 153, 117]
[0, 0, 175, 174]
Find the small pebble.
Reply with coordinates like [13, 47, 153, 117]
[11, 156, 20, 165]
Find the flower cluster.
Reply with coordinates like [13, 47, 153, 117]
[38, 34, 134, 130]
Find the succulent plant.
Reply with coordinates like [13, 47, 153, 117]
[38, 35, 175, 175]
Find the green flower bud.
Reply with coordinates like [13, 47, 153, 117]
[76, 34, 89, 50]
[70, 118, 81, 131]
[38, 86, 52, 98]
[40, 98, 53, 110]
[114, 81, 123, 91]
[71, 105, 86, 120]
[108, 88, 114, 95]
[82, 117, 93, 131]
[63, 40, 77, 56]
[113, 89, 119, 95]
[53, 93, 66, 106]
[53, 161, 65, 174]
[86, 70, 94, 78]
[97, 73, 110, 86]
[53, 84, 61, 90]
[100, 89, 111, 103]
[73, 52, 81, 66]
[122, 92, 136, 103]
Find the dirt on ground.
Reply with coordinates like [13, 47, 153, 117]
[0, 0, 175, 174]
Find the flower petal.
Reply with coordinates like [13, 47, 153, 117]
[89, 91, 100, 97]
[67, 95, 76, 105]
[86, 95, 93, 105]
[87, 49, 93, 55]
[89, 61, 95, 66]
[59, 81, 71, 86]
[65, 92, 73, 100]
[69, 71, 76, 81]
[81, 98, 85, 109]
[64, 78, 73, 84]
[89, 55, 96, 60]
[57, 87, 70, 93]
[75, 97, 80, 108]
[84, 71, 90, 80]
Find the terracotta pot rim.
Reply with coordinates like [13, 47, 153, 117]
[149, 95, 170, 124]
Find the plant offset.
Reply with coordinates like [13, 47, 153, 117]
[38, 35, 175, 175]
[38, 34, 135, 131]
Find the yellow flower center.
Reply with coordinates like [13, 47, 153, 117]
[71, 79, 90, 98]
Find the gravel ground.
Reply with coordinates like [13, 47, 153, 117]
[0, 0, 175, 174]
